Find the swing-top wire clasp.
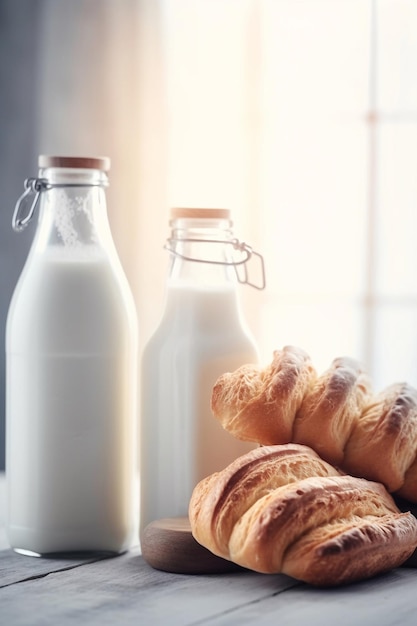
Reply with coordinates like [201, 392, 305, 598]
[12, 176, 109, 232]
[164, 237, 266, 290]
[12, 178, 49, 232]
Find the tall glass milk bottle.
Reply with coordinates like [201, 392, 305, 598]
[140, 207, 265, 535]
[6, 156, 138, 556]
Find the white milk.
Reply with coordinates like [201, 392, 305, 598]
[140, 284, 257, 533]
[6, 246, 137, 555]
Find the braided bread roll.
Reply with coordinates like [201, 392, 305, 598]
[343, 383, 417, 492]
[211, 346, 417, 502]
[189, 444, 417, 586]
[211, 345, 317, 445]
[293, 356, 372, 465]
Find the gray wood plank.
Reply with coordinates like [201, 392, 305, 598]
[0, 548, 115, 588]
[204, 568, 417, 626]
[0, 547, 298, 625]
[2, 547, 417, 626]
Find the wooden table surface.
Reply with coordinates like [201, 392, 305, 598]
[2, 473, 417, 626]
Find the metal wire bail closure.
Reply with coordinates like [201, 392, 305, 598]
[232, 241, 266, 290]
[12, 178, 49, 232]
[12, 175, 109, 233]
[164, 237, 266, 290]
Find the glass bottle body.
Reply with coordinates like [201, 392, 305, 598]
[140, 210, 258, 535]
[6, 160, 138, 555]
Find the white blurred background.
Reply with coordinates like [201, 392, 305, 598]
[1, 0, 417, 470]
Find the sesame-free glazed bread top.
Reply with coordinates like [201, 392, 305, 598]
[189, 444, 417, 586]
[211, 346, 417, 502]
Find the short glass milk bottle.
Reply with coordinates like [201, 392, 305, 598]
[6, 156, 138, 556]
[140, 207, 265, 535]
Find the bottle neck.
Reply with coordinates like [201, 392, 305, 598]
[167, 217, 239, 288]
[33, 167, 112, 254]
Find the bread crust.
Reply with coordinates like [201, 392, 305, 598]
[343, 383, 417, 492]
[189, 444, 341, 558]
[211, 348, 417, 502]
[228, 475, 402, 574]
[282, 513, 417, 586]
[211, 346, 316, 445]
[293, 357, 372, 465]
[189, 444, 417, 586]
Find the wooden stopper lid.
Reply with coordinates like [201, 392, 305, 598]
[141, 516, 243, 574]
[170, 208, 231, 221]
[38, 155, 111, 171]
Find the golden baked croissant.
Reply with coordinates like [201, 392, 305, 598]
[189, 444, 417, 586]
[211, 346, 417, 502]
[293, 356, 372, 465]
[211, 345, 317, 445]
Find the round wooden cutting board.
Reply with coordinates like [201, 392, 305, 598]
[141, 505, 417, 574]
[141, 516, 244, 574]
